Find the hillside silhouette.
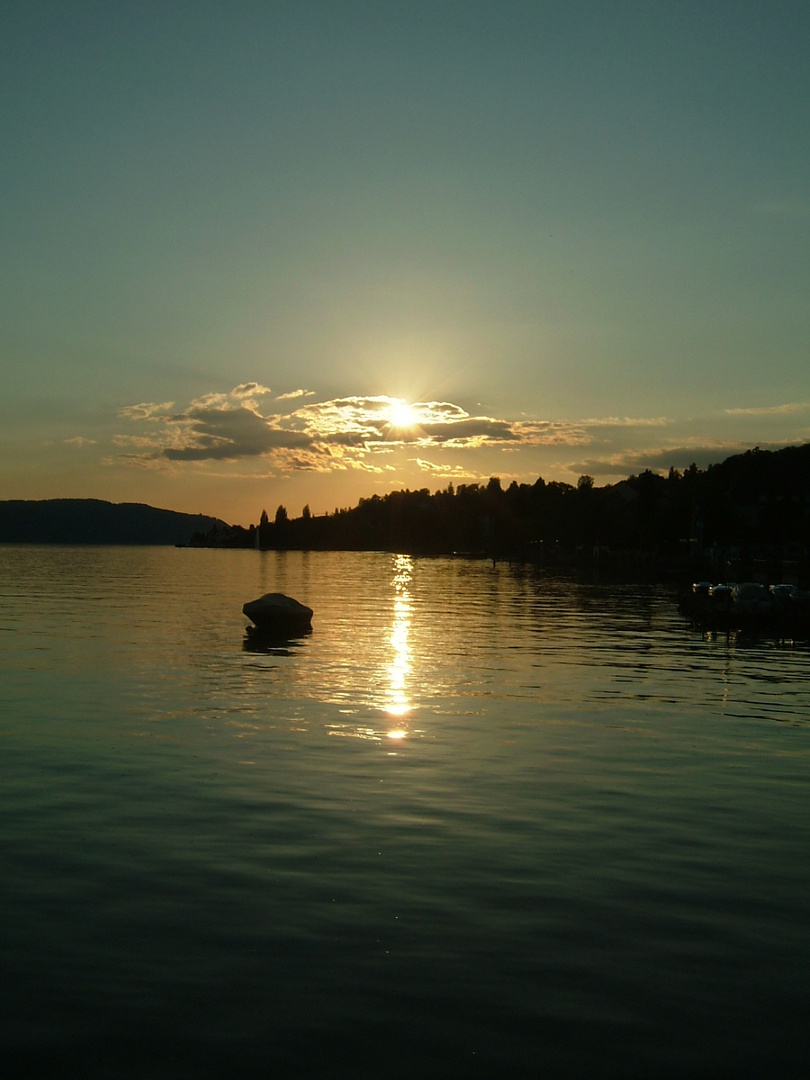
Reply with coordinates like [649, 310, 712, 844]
[196, 443, 810, 583]
[0, 499, 226, 545]
[5, 445, 809, 581]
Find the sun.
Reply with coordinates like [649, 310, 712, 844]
[387, 399, 419, 430]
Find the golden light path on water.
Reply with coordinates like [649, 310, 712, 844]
[323, 553, 417, 743]
[385, 554, 413, 739]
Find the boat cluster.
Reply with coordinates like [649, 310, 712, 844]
[686, 580, 810, 633]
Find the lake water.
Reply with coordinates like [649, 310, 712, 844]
[1, 546, 809, 1078]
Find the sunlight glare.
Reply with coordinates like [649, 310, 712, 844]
[387, 399, 419, 430]
[385, 554, 413, 720]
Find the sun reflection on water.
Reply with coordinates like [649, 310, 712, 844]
[385, 554, 413, 731]
[323, 554, 418, 742]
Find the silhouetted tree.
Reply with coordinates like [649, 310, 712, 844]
[258, 508, 271, 548]
[188, 441, 810, 577]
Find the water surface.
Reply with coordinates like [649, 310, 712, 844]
[1, 547, 809, 1078]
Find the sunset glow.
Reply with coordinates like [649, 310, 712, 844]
[387, 400, 420, 432]
[1, 3, 807, 525]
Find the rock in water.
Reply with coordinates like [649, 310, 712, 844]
[242, 592, 313, 634]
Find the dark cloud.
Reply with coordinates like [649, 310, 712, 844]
[322, 430, 378, 447]
[162, 405, 313, 461]
[272, 448, 333, 472]
[411, 418, 519, 444]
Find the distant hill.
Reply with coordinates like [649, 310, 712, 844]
[0, 499, 228, 545]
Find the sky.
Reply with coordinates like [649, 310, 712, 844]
[2, 0, 808, 525]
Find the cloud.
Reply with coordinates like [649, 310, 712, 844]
[117, 401, 174, 421]
[276, 388, 315, 401]
[231, 382, 271, 399]
[162, 404, 314, 461]
[106, 452, 172, 471]
[345, 460, 387, 473]
[581, 416, 672, 428]
[568, 440, 802, 477]
[112, 386, 739, 479]
[112, 434, 163, 449]
[292, 396, 395, 441]
[272, 448, 334, 473]
[114, 386, 598, 472]
[404, 417, 519, 445]
[510, 420, 591, 446]
[289, 397, 589, 451]
[187, 392, 229, 410]
[724, 402, 810, 417]
[411, 458, 483, 480]
[64, 436, 97, 446]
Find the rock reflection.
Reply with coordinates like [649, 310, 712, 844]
[242, 625, 311, 655]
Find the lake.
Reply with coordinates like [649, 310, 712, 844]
[1, 546, 809, 1078]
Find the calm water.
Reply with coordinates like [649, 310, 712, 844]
[1, 546, 809, 1078]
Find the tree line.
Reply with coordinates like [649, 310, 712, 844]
[191, 444, 810, 569]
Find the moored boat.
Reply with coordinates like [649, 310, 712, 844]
[242, 592, 313, 635]
[683, 580, 810, 635]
